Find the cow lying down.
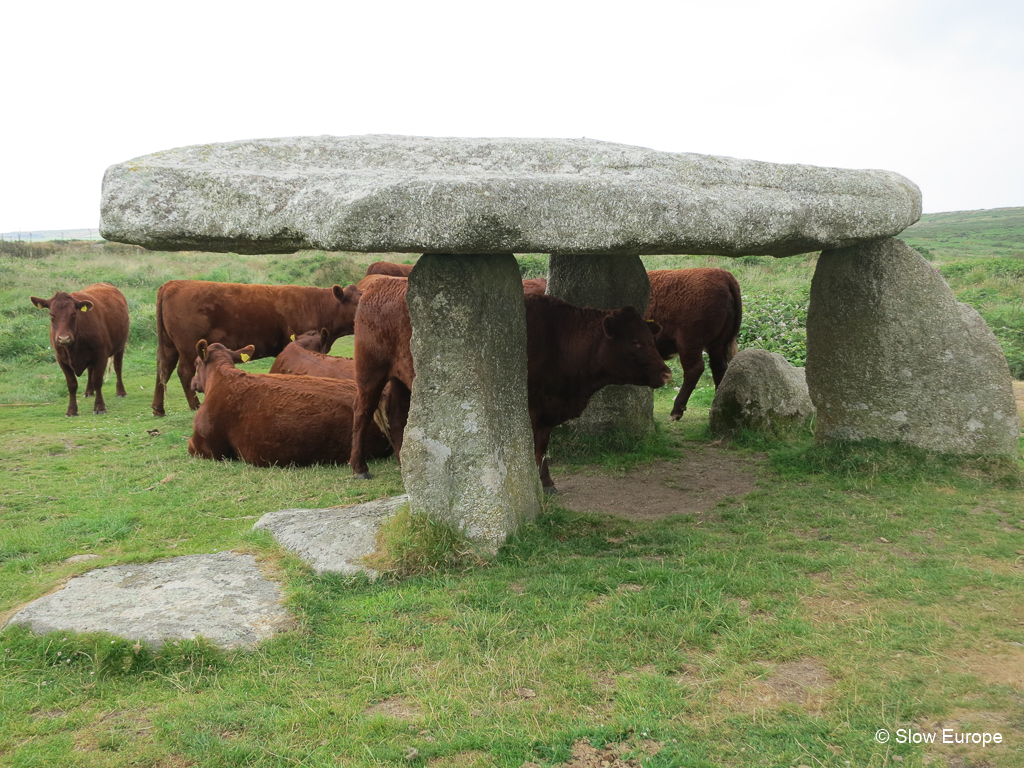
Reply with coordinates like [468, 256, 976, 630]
[187, 340, 392, 467]
[268, 329, 357, 379]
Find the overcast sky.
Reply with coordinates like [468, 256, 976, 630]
[2, 0, 1022, 233]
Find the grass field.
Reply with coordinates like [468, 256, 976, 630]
[1, 223, 1023, 768]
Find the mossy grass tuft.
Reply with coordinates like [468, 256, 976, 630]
[363, 505, 490, 578]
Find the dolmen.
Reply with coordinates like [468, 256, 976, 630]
[99, 135, 1016, 549]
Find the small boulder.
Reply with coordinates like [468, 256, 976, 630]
[709, 349, 815, 436]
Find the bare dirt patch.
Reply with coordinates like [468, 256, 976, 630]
[365, 696, 422, 720]
[956, 644, 1024, 689]
[722, 658, 835, 715]
[525, 738, 662, 768]
[553, 446, 763, 521]
[915, 709, 1012, 767]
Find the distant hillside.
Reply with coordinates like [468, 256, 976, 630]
[899, 207, 1024, 260]
[0, 228, 103, 243]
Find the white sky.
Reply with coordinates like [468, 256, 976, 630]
[2, 0, 1022, 232]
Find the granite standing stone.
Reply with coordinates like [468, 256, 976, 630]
[547, 254, 656, 437]
[402, 254, 542, 550]
[709, 349, 815, 437]
[100, 135, 921, 257]
[806, 238, 1019, 455]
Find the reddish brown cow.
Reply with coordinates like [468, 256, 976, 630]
[268, 330, 357, 379]
[152, 280, 362, 416]
[366, 261, 415, 277]
[348, 278, 671, 492]
[187, 341, 391, 467]
[30, 283, 129, 416]
[646, 268, 743, 421]
[521, 277, 548, 295]
[525, 293, 671, 491]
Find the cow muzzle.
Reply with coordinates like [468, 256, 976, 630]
[56, 335, 73, 346]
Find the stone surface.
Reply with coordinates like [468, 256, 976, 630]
[709, 349, 815, 436]
[402, 254, 542, 550]
[5, 552, 293, 649]
[806, 238, 1019, 455]
[546, 254, 656, 437]
[100, 135, 921, 256]
[253, 496, 410, 576]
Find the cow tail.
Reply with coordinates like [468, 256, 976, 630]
[155, 285, 170, 387]
[726, 274, 743, 363]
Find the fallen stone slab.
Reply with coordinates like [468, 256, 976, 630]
[5, 552, 294, 649]
[100, 135, 921, 257]
[253, 495, 410, 576]
[710, 349, 816, 437]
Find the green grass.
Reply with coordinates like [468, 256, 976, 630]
[1, 237, 1023, 767]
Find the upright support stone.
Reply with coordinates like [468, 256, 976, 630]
[547, 254, 656, 437]
[402, 254, 542, 551]
[806, 238, 1019, 455]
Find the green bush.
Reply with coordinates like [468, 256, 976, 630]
[737, 287, 809, 366]
[516, 254, 549, 279]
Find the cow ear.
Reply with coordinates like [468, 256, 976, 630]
[78, 302, 93, 313]
[602, 309, 628, 338]
[332, 284, 347, 303]
[335, 283, 362, 304]
[30, 296, 50, 309]
[235, 345, 255, 364]
[646, 320, 662, 337]
[196, 339, 209, 360]
[319, 328, 329, 347]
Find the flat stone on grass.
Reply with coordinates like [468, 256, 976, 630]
[253, 495, 410, 576]
[6, 552, 293, 649]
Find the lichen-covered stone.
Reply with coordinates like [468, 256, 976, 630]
[806, 238, 1019, 455]
[5, 553, 293, 649]
[547, 253, 655, 437]
[401, 254, 541, 551]
[100, 135, 921, 256]
[709, 349, 815, 437]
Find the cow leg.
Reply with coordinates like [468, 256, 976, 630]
[533, 426, 557, 494]
[113, 347, 127, 397]
[176, 354, 202, 411]
[671, 347, 705, 421]
[387, 381, 412, 463]
[58, 361, 79, 417]
[707, 345, 730, 388]
[351, 374, 389, 479]
[87, 360, 107, 415]
[152, 341, 179, 417]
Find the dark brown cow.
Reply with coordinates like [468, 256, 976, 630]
[30, 282, 129, 416]
[152, 280, 362, 416]
[525, 293, 671, 491]
[366, 261, 415, 277]
[348, 278, 671, 492]
[268, 330, 357, 379]
[646, 268, 743, 421]
[187, 341, 391, 467]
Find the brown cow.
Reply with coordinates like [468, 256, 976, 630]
[152, 280, 362, 416]
[521, 277, 548, 295]
[525, 293, 671, 491]
[646, 268, 743, 421]
[268, 330, 357, 379]
[187, 341, 392, 467]
[30, 283, 129, 416]
[348, 278, 671, 492]
[366, 261, 415, 277]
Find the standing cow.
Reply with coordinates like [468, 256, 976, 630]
[365, 261, 415, 277]
[152, 280, 362, 416]
[30, 283, 129, 416]
[646, 268, 743, 421]
[348, 276, 671, 492]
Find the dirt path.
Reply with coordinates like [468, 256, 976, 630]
[553, 444, 763, 521]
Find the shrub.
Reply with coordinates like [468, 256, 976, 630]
[737, 288, 809, 366]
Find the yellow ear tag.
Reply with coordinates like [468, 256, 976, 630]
[80, 306, 88, 312]
[290, 334, 296, 341]
[240, 353, 251, 362]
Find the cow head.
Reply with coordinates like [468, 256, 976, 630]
[191, 340, 255, 393]
[289, 328, 330, 353]
[327, 283, 363, 348]
[31, 292, 94, 346]
[600, 306, 673, 389]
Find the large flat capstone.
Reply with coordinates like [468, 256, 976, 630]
[5, 553, 294, 649]
[100, 135, 921, 257]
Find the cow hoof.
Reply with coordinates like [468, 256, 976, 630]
[543, 485, 558, 495]
[669, 412, 683, 422]
[354, 471, 373, 480]
[153, 410, 166, 418]
[66, 412, 78, 417]
[117, 392, 127, 398]
[94, 409, 107, 415]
